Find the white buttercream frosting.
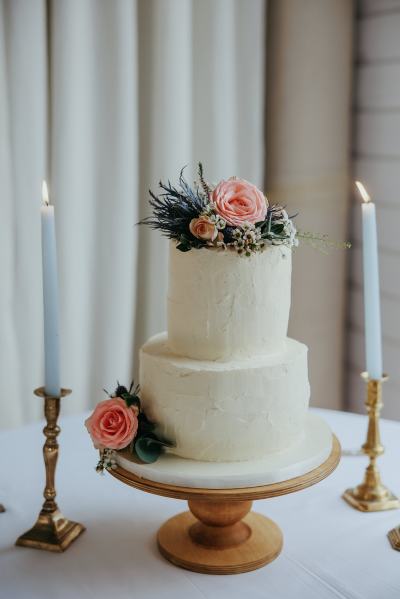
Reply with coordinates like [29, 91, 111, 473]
[167, 243, 292, 360]
[140, 332, 310, 462]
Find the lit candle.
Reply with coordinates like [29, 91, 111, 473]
[40, 181, 61, 397]
[356, 181, 383, 380]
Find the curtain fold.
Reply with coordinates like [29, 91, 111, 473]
[0, 0, 265, 429]
[50, 0, 139, 416]
[0, 0, 47, 427]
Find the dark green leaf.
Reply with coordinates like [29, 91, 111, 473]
[122, 393, 141, 409]
[134, 435, 169, 463]
[138, 413, 156, 434]
[271, 223, 284, 234]
[176, 243, 191, 252]
[180, 233, 192, 243]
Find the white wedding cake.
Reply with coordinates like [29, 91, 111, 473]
[139, 242, 310, 462]
[85, 167, 333, 486]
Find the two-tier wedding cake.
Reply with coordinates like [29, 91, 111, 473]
[86, 165, 333, 487]
[140, 243, 309, 462]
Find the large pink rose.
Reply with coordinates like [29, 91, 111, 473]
[212, 178, 268, 226]
[85, 398, 138, 450]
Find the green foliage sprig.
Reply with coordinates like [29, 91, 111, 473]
[296, 231, 352, 253]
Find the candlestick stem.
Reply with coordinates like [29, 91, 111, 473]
[16, 387, 85, 552]
[343, 373, 399, 512]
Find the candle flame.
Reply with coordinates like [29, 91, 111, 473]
[355, 180, 371, 203]
[42, 180, 49, 206]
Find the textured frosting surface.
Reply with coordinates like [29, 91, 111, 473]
[140, 332, 310, 462]
[167, 243, 292, 360]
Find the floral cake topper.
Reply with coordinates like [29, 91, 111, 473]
[141, 164, 297, 256]
[141, 164, 350, 256]
[85, 382, 172, 472]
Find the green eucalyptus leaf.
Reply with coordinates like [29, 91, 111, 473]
[134, 435, 165, 463]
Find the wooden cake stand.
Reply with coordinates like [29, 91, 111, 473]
[109, 435, 340, 575]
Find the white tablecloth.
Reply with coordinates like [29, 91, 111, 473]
[1, 408, 400, 599]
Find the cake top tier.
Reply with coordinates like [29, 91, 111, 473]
[139, 165, 349, 360]
[167, 243, 292, 360]
[140, 165, 298, 361]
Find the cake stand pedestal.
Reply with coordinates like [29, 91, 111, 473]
[109, 435, 340, 574]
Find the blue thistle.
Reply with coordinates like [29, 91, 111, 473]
[140, 167, 209, 251]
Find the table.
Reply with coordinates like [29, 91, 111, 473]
[1, 408, 399, 599]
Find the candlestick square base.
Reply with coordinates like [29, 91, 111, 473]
[388, 527, 400, 551]
[16, 509, 85, 552]
[343, 487, 400, 512]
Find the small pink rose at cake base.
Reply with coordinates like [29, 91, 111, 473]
[189, 216, 218, 241]
[85, 397, 138, 451]
[212, 178, 268, 227]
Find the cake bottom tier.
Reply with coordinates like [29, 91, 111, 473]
[140, 333, 310, 462]
[116, 414, 332, 488]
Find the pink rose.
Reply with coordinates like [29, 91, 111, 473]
[212, 178, 268, 226]
[189, 216, 218, 241]
[85, 398, 138, 450]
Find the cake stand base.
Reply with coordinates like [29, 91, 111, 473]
[158, 508, 282, 574]
[110, 434, 340, 574]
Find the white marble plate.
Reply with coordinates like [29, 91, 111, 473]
[115, 413, 333, 489]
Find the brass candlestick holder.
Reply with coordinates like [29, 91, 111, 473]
[16, 387, 85, 552]
[343, 373, 399, 512]
[388, 525, 400, 551]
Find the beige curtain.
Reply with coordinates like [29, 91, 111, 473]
[0, 0, 265, 429]
[266, 0, 354, 410]
[349, 0, 400, 420]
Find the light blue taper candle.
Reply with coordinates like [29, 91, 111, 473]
[357, 181, 383, 381]
[40, 181, 61, 397]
